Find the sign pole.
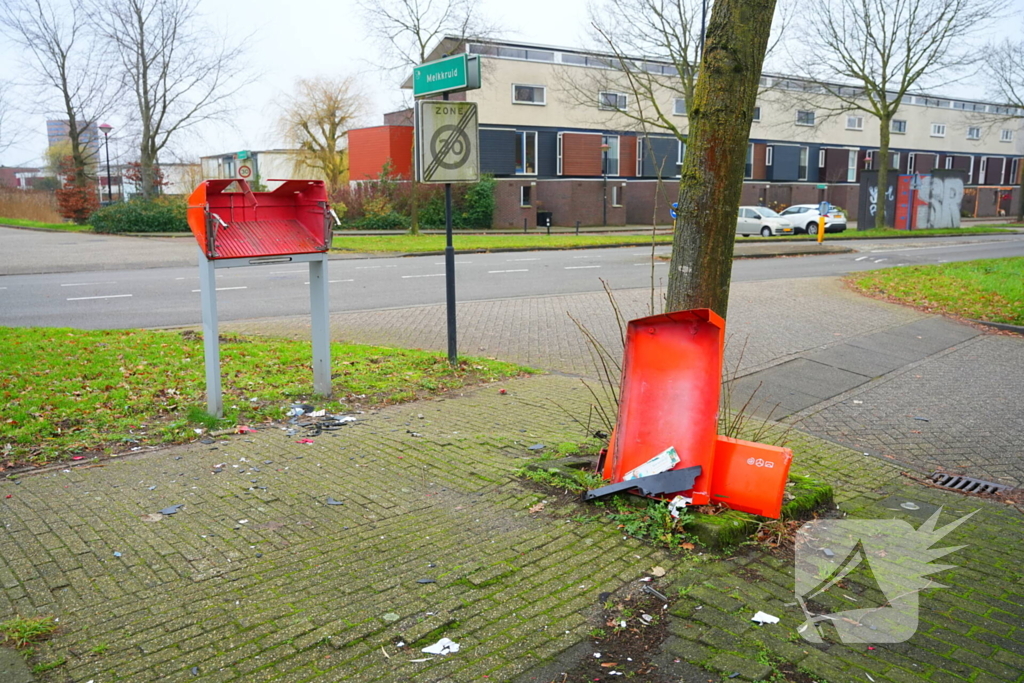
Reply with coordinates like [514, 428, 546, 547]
[198, 247, 223, 418]
[308, 253, 332, 395]
[442, 91, 458, 366]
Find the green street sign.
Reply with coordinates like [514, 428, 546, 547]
[413, 54, 481, 98]
[816, 183, 827, 189]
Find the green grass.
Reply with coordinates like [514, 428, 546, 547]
[0, 616, 58, 648]
[333, 233, 672, 253]
[332, 225, 1017, 253]
[851, 257, 1024, 325]
[0, 327, 529, 467]
[0, 217, 92, 232]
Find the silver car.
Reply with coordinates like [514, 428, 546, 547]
[737, 206, 796, 237]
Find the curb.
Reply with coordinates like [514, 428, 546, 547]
[969, 319, 1024, 335]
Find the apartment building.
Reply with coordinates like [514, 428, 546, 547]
[349, 37, 1024, 227]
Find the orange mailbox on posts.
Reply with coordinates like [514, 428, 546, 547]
[601, 309, 725, 506]
[187, 179, 338, 418]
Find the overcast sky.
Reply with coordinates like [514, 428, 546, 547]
[0, 0, 1021, 169]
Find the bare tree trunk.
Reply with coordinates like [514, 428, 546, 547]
[666, 0, 776, 317]
[876, 117, 892, 229]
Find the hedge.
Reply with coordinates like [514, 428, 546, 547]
[90, 198, 188, 234]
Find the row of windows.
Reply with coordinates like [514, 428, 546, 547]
[473, 43, 1023, 117]
[795, 111, 1016, 141]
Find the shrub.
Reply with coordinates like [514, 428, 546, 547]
[54, 157, 99, 224]
[90, 197, 188, 234]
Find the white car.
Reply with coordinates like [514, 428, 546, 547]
[737, 206, 795, 237]
[778, 204, 848, 234]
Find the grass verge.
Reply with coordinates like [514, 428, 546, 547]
[0, 327, 529, 468]
[333, 233, 671, 252]
[0, 217, 92, 232]
[850, 257, 1024, 325]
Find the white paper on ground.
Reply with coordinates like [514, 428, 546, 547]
[623, 446, 680, 480]
[422, 637, 460, 655]
[667, 495, 693, 519]
[751, 611, 780, 624]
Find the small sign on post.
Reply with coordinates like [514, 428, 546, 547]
[413, 54, 481, 98]
[818, 201, 831, 215]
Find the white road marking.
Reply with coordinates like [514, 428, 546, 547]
[573, 254, 602, 258]
[61, 281, 118, 287]
[0, 287, 7, 290]
[634, 262, 667, 266]
[854, 256, 868, 261]
[304, 279, 354, 284]
[190, 286, 248, 292]
[356, 266, 380, 269]
[565, 265, 601, 270]
[67, 294, 133, 301]
[402, 273, 445, 279]
[488, 269, 529, 274]
[434, 261, 473, 264]
[873, 259, 887, 263]
[507, 258, 539, 261]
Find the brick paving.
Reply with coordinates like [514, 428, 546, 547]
[2, 274, 1023, 682]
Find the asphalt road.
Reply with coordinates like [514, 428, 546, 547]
[2, 230, 1023, 330]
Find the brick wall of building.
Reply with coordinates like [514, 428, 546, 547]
[348, 125, 414, 181]
[494, 180, 538, 229]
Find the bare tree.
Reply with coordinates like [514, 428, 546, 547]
[0, 81, 20, 155]
[984, 37, 1024, 221]
[357, 0, 498, 233]
[90, 0, 250, 199]
[666, 0, 776, 316]
[0, 0, 112, 186]
[277, 76, 366, 195]
[792, 0, 1001, 229]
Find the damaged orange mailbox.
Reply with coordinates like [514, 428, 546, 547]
[585, 308, 793, 519]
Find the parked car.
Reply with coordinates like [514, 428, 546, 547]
[778, 204, 848, 234]
[737, 206, 795, 237]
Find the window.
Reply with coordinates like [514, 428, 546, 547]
[931, 123, 946, 137]
[945, 156, 953, 169]
[515, 131, 537, 175]
[818, 149, 826, 167]
[907, 152, 916, 174]
[752, 106, 761, 122]
[556, 133, 563, 175]
[598, 91, 628, 111]
[673, 98, 686, 116]
[636, 138, 644, 176]
[796, 110, 815, 126]
[223, 157, 236, 177]
[967, 127, 981, 140]
[980, 157, 988, 179]
[612, 184, 623, 207]
[765, 146, 774, 166]
[512, 84, 546, 105]
[1001, 129, 1014, 142]
[864, 150, 875, 169]
[891, 152, 900, 169]
[745, 143, 754, 179]
[677, 139, 686, 176]
[520, 185, 532, 207]
[847, 150, 857, 182]
[891, 119, 907, 134]
[798, 147, 808, 180]
[1012, 158, 1020, 183]
[601, 135, 620, 175]
[846, 115, 864, 130]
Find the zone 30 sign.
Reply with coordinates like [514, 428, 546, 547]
[415, 100, 480, 184]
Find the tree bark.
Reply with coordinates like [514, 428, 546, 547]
[665, 0, 776, 318]
[876, 116, 891, 229]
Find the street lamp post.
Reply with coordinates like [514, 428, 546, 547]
[98, 123, 113, 203]
[601, 142, 610, 226]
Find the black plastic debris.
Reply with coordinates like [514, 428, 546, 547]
[326, 497, 344, 506]
[159, 504, 185, 515]
[643, 585, 669, 602]
[200, 438, 215, 444]
[822, 548, 835, 558]
[582, 466, 702, 502]
[914, 417, 930, 422]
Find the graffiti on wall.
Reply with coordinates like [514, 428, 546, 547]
[916, 175, 964, 228]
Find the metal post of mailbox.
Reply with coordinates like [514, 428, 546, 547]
[308, 253, 332, 395]
[198, 248, 223, 417]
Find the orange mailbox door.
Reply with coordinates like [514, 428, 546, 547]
[607, 309, 725, 505]
[710, 435, 793, 518]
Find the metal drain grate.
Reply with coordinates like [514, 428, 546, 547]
[930, 472, 1010, 495]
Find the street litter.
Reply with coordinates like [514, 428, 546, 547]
[651, 566, 666, 577]
[71, 455, 85, 461]
[640, 614, 653, 624]
[624, 446, 679, 480]
[326, 497, 344, 506]
[140, 513, 163, 523]
[382, 613, 399, 622]
[309, 409, 326, 417]
[900, 502, 920, 510]
[583, 466, 701, 502]
[409, 658, 433, 663]
[113, 552, 122, 557]
[643, 585, 669, 602]
[421, 637, 460, 655]
[667, 495, 692, 519]
[751, 611, 780, 625]
[159, 504, 184, 515]
[416, 578, 436, 584]
[297, 438, 315, 444]
[528, 502, 545, 513]
[527, 444, 545, 451]
[235, 425, 256, 434]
